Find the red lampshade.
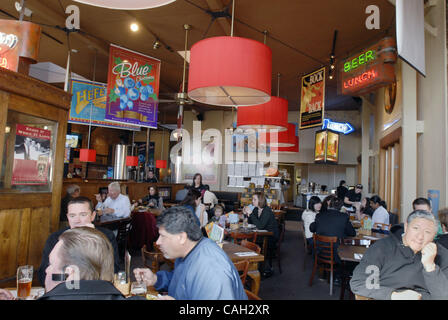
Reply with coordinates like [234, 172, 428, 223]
[237, 97, 288, 131]
[156, 160, 167, 169]
[259, 123, 296, 147]
[79, 149, 96, 162]
[126, 156, 138, 167]
[188, 36, 272, 107]
[271, 136, 299, 153]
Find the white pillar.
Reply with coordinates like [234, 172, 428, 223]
[401, 62, 418, 221]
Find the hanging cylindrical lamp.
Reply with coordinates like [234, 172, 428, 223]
[187, 0, 272, 107]
[156, 160, 167, 169]
[259, 123, 296, 147]
[237, 72, 288, 131]
[271, 135, 299, 153]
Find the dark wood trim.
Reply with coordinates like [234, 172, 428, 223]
[380, 127, 402, 148]
[0, 68, 71, 110]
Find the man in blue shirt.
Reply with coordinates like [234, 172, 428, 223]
[134, 206, 247, 300]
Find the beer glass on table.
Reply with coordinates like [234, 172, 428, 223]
[17, 265, 33, 299]
[130, 281, 147, 297]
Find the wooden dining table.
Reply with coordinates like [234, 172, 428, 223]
[222, 241, 265, 295]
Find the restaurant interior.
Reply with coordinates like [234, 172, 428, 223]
[0, 0, 447, 302]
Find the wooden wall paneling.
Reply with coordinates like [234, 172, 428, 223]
[50, 109, 68, 232]
[17, 208, 31, 267]
[0, 193, 52, 210]
[0, 209, 22, 279]
[8, 94, 62, 122]
[27, 207, 51, 268]
[0, 91, 9, 179]
[379, 149, 386, 200]
[386, 146, 393, 209]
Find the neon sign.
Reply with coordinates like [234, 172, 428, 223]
[343, 50, 376, 73]
[0, 58, 7, 69]
[343, 69, 378, 89]
[0, 32, 18, 49]
[322, 119, 354, 135]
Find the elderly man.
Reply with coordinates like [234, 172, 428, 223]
[37, 197, 119, 285]
[95, 182, 131, 222]
[0, 227, 127, 300]
[134, 206, 247, 300]
[350, 210, 448, 300]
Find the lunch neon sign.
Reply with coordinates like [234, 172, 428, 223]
[322, 119, 354, 135]
[343, 68, 378, 89]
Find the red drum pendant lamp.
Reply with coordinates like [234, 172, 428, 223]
[187, 1, 272, 107]
[259, 123, 296, 148]
[237, 73, 288, 131]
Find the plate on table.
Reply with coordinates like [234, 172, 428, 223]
[246, 224, 256, 229]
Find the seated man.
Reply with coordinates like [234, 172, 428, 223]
[350, 210, 448, 300]
[37, 196, 119, 285]
[60, 184, 80, 228]
[134, 206, 247, 300]
[437, 208, 448, 250]
[95, 182, 131, 222]
[1, 227, 128, 300]
[203, 185, 218, 209]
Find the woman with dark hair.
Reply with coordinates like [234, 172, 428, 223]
[180, 189, 206, 227]
[243, 192, 279, 276]
[138, 186, 163, 209]
[370, 195, 390, 226]
[320, 194, 337, 213]
[355, 197, 374, 219]
[192, 173, 207, 197]
[301, 196, 322, 248]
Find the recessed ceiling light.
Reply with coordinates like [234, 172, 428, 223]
[130, 23, 139, 32]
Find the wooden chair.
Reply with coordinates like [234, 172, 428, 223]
[297, 221, 309, 271]
[233, 260, 249, 286]
[267, 222, 285, 274]
[241, 239, 261, 254]
[141, 244, 164, 273]
[230, 231, 257, 244]
[153, 242, 175, 270]
[308, 234, 338, 295]
[245, 289, 262, 300]
[355, 294, 373, 300]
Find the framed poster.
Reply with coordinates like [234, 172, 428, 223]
[300, 67, 325, 129]
[12, 124, 51, 185]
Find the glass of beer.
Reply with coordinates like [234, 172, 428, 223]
[130, 281, 147, 297]
[17, 265, 33, 299]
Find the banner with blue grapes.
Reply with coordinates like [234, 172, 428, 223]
[105, 44, 160, 128]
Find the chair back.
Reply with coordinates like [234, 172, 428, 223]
[245, 289, 262, 300]
[389, 212, 399, 225]
[233, 260, 249, 285]
[241, 239, 261, 254]
[270, 202, 281, 210]
[230, 231, 257, 244]
[141, 244, 163, 273]
[313, 234, 338, 266]
[298, 221, 308, 252]
[373, 222, 391, 231]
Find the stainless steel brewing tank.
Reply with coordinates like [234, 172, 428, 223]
[113, 144, 128, 180]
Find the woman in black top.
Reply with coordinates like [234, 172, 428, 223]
[192, 173, 207, 197]
[139, 186, 160, 208]
[244, 192, 279, 275]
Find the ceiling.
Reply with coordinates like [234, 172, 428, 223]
[1, 0, 395, 124]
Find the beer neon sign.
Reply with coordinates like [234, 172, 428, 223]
[0, 57, 7, 69]
[0, 32, 19, 49]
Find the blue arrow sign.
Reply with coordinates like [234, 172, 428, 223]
[322, 119, 354, 135]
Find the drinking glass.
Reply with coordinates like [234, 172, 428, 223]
[130, 281, 147, 297]
[17, 265, 33, 299]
